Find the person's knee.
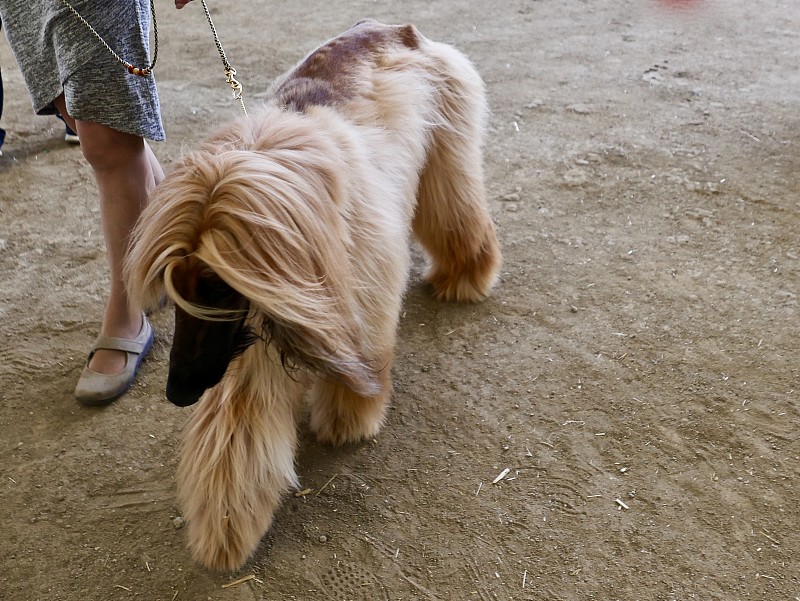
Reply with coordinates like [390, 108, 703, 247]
[77, 121, 144, 172]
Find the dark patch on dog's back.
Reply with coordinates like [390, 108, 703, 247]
[273, 19, 421, 112]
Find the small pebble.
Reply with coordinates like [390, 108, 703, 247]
[318, 535, 328, 543]
[172, 516, 185, 530]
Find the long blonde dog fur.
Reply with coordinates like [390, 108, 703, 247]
[125, 19, 501, 571]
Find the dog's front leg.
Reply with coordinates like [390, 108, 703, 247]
[176, 350, 305, 571]
[307, 354, 393, 446]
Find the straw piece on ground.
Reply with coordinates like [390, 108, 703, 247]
[221, 574, 256, 589]
[493, 468, 511, 484]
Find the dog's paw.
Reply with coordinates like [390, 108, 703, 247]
[186, 515, 260, 572]
[311, 414, 383, 446]
[308, 383, 387, 446]
[427, 263, 497, 303]
[427, 232, 501, 303]
[310, 403, 385, 446]
[427, 267, 489, 303]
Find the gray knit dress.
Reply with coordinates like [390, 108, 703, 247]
[0, 0, 165, 141]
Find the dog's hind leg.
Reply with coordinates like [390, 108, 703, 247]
[177, 351, 304, 571]
[308, 353, 393, 446]
[412, 45, 501, 303]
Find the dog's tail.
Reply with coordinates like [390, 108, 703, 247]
[126, 113, 382, 397]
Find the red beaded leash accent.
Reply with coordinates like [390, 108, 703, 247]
[125, 64, 151, 78]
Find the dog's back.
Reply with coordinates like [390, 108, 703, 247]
[271, 19, 423, 113]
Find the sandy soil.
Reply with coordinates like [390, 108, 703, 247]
[1, 0, 799, 599]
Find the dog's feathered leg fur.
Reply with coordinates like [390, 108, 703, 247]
[177, 344, 305, 571]
[308, 350, 394, 446]
[413, 41, 501, 302]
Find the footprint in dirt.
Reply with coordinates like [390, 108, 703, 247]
[317, 561, 389, 601]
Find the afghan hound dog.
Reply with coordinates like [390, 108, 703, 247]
[125, 19, 501, 571]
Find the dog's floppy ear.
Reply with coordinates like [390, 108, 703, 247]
[222, 254, 383, 398]
[263, 316, 382, 398]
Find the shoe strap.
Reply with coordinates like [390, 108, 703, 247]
[92, 335, 147, 355]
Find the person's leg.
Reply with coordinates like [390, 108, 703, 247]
[53, 95, 163, 375]
[0, 64, 6, 150]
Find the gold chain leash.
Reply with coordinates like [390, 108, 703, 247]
[199, 0, 247, 116]
[58, 0, 158, 77]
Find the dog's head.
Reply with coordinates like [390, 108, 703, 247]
[125, 112, 382, 407]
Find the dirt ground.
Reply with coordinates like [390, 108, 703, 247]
[1, 0, 799, 599]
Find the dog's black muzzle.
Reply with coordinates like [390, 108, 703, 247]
[165, 301, 254, 407]
[165, 376, 208, 408]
